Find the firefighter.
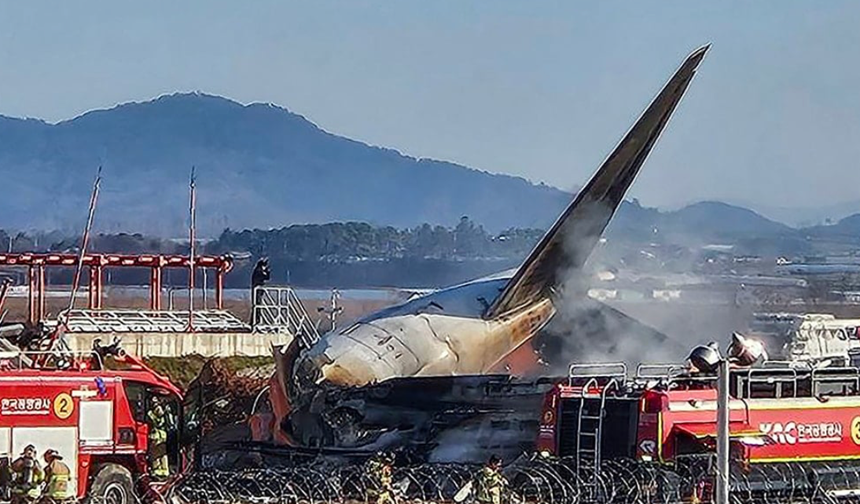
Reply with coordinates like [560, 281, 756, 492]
[365, 451, 395, 504]
[147, 396, 170, 479]
[474, 455, 507, 504]
[40, 450, 70, 503]
[10, 445, 43, 504]
[251, 257, 271, 321]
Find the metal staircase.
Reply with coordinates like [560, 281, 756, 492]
[252, 286, 321, 348]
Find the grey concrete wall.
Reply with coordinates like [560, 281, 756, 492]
[66, 331, 293, 357]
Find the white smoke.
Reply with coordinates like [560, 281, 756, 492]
[538, 200, 700, 373]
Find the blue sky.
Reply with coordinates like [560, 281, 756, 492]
[0, 2, 858, 217]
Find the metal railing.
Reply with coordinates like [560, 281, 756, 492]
[252, 286, 320, 348]
[636, 363, 688, 381]
[811, 366, 860, 396]
[53, 309, 250, 333]
[0, 350, 103, 370]
[568, 363, 627, 387]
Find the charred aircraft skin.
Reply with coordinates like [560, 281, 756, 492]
[293, 271, 555, 393]
[277, 46, 710, 458]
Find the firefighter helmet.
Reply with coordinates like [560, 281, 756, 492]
[43, 449, 62, 462]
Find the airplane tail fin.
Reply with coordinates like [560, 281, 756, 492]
[486, 45, 709, 319]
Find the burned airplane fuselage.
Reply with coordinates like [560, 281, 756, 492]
[292, 272, 554, 393]
[280, 299, 677, 462]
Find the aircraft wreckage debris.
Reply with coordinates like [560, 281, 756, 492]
[185, 359, 271, 432]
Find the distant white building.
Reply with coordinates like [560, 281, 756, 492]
[652, 289, 682, 301]
[587, 288, 618, 301]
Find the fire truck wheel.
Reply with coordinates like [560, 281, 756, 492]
[88, 464, 135, 504]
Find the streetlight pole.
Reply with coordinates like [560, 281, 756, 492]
[715, 357, 730, 504]
[690, 333, 765, 504]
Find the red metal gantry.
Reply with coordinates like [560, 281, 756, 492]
[0, 252, 233, 325]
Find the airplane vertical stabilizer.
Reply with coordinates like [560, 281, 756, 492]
[486, 45, 709, 319]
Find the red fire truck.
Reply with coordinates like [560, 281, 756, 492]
[0, 345, 187, 504]
[536, 361, 860, 498]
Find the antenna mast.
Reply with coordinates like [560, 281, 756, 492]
[66, 166, 102, 319]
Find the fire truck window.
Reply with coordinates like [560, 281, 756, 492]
[79, 401, 113, 443]
[124, 382, 147, 423]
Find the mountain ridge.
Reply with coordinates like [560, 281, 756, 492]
[0, 92, 574, 235]
[0, 92, 842, 246]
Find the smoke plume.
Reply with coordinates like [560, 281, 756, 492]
[536, 200, 703, 374]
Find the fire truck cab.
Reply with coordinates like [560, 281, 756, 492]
[537, 360, 860, 499]
[0, 347, 186, 504]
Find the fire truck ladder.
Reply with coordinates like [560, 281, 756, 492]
[569, 364, 627, 480]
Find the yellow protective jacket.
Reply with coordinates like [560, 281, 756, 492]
[474, 466, 507, 504]
[148, 408, 168, 444]
[44, 459, 71, 499]
[365, 459, 392, 497]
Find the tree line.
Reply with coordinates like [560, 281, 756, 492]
[207, 217, 543, 261]
[0, 218, 544, 288]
